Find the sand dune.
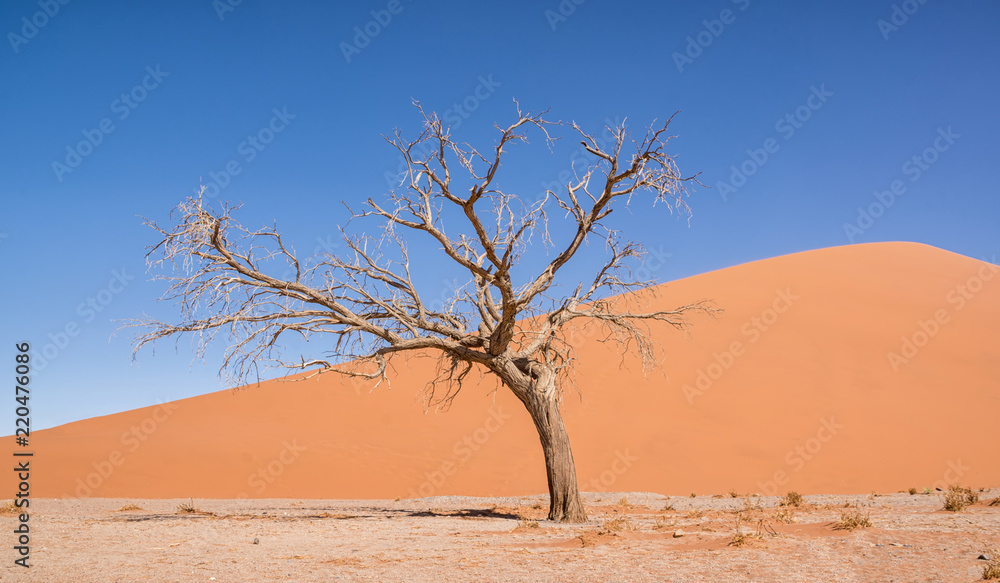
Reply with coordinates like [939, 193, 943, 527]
[7, 242, 999, 499]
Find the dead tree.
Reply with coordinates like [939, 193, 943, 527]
[131, 102, 713, 522]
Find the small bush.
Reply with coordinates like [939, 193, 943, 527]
[116, 504, 143, 512]
[780, 491, 803, 507]
[516, 519, 539, 529]
[922, 487, 932, 495]
[907, 487, 918, 495]
[835, 508, 872, 531]
[728, 490, 740, 498]
[942, 485, 978, 512]
[0, 501, 18, 515]
[989, 497, 1000, 507]
[689, 492, 697, 498]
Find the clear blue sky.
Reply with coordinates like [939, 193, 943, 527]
[2, 0, 997, 430]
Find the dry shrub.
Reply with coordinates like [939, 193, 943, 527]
[516, 519, 539, 529]
[652, 515, 673, 531]
[740, 496, 764, 514]
[729, 513, 770, 547]
[780, 491, 803, 507]
[835, 507, 872, 531]
[617, 496, 633, 509]
[0, 501, 19, 515]
[983, 549, 1000, 580]
[989, 497, 1000, 507]
[774, 507, 795, 524]
[907, 487, 918, 495]
[601, 516, 634, 533]
[176, 499, 214, 516]
[116, 504, 143, 512]
[943, 485, 979, 512]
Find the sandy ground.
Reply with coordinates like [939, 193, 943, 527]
[4, 490, 999, 582]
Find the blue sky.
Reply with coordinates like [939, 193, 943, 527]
[2, 0, 997, 430]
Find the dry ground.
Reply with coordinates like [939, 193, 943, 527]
[3, 490, 999, 582]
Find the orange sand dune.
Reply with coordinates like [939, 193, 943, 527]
[7, 242, 999, 499]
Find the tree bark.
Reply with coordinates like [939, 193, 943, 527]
[519, 375, 588, 523]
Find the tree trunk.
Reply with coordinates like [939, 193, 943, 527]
[521, 382, 588, 523]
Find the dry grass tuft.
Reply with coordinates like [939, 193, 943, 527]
[601, 516, 634, 533]
[515, 519, 539, 529]
[729, 513, 775, 547]
[835, 507, 872, 531]
[728, 490, 740, 498]
[982, 549, 1000, 580]
[907, 487, 918, 495]
[176, 499, 214, 516]
[774, 507, 796, 524]
[740, 496, 764, 515]
[617, 496, 633, 509]
[989, 497, 1000, 507]
[780, 491, 803, 507]
[942, 485, 979, 512]
[0, 501, 19, 515]
[116, 504, 143, 512]
[652, 515, 673, 531]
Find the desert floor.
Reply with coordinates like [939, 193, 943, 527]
[4, 490, 999, 582]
